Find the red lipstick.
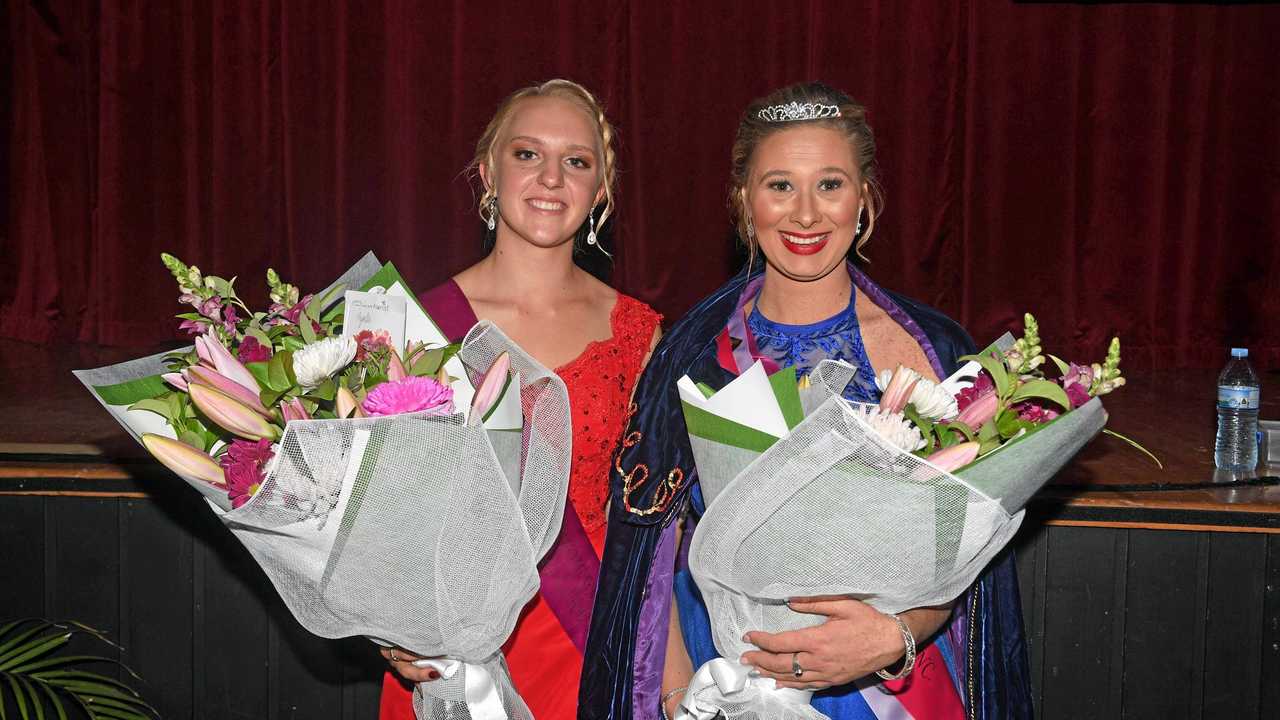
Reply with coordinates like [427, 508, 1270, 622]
[779, 231, 830, 256]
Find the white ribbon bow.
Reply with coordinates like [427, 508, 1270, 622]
[675, 658, 815, 720]
[415, 657, 508, 720]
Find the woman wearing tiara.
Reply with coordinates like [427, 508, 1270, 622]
[377, 79, 661, 720]
[581, 82, 1031, 719]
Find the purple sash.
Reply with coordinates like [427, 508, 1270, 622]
[419, 279, 600, 652]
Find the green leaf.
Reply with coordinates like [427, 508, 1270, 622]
[0, 623, 53, 662]
[1008, 378, 1072, 411]
[6, 675, 29, 720]
[945, 420, 977, 443]
[3, 656, 120, 676]
[0, 632, 70, 671]
[92, 376, 169, 406]
[995, 409, 1025, 440]
[245, 361, 271, 389]
[16, 678, 44, 720]
[958, 352, 1011, 400]
[411, 348, 445, 377]
[266, 352, 295, 392]
[35, 685, 67, 720]
[308, 283, 346, 319]
[125, 398, 172, 423]
[297, 308, 318, 343]
[245, 326, 272, 349]
[281, 335, 306, 352]
[308, 379, 336, 402]
[1047, 353, 1071, 377]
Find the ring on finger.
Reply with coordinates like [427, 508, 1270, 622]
[792, 652, 803, 678]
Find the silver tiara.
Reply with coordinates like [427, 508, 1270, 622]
[757, 102, 841, 123]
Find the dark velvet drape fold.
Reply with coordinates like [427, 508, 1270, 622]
[5, 1, 1278, 368]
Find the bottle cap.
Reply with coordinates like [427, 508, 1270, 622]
[1231, 348, 1248, 358]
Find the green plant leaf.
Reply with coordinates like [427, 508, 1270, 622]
[0, 631, 71, 671]
[411, 348, 445, 377]
[266, 352, 293, 392]
[0, 622, 51, 661]
[944, 420, 977, 443]
[281, 335, 305, 352]
[93, 376, 169, 407]
[1046, 353, 1070, 377]
[16, 677, 44, 720]
[995, 409, 1025, 440]
[245, 361, 270, 389]
[308, 283, 346, 320]
[35, 685, 67, 720]
[1008, 378, 1072, 411]
[125, 399, 172, 423]
[6, 675, 28, 720]
[4, 656, 120, 676]
[958, 352, 1011, 399]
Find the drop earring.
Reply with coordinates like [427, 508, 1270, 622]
[485, 196, 498, 231]
[855, 206, 864, 236]
[585, 207, 612, 258]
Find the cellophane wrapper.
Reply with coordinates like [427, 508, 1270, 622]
[214, 321, 570, 720]
[682, 360, 1104, 719]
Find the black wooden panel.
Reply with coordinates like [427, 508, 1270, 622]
[271, 601, 347, 719]
[341, 636, 389, 720]
[47, 497, 121, 675]
[1012, 518, 1049, 715]
[1261, 535, 1280, 718]
[1201, 532, 1266, 717]
[192, 499, 272, 720]
[1039, 525, 1124, 720]
[1122, 530, 1206, 718]
[0, 496, 46, 616]
[120, 498, 195, 719]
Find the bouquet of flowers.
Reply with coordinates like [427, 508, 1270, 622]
[674, 316, 1126, 720]
[74, 252, 568, 720]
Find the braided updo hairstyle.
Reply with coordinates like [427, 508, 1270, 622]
[470, 79, 618, 249]
[729, 82, 883, 263]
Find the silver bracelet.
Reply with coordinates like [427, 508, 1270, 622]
[875, 613, 917, 682]
[659, 686, 688, 720]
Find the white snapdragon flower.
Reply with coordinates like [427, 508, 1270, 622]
[851, 405, 926, 453]
[293, 336, 357, 388]
[876, 367, 958, 421]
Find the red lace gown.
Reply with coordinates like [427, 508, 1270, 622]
[379, 280, 660, 720]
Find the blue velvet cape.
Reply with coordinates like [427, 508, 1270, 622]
[578, 267, 1033, 719]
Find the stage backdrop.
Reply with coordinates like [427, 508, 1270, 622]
[5, 1, 1279, 368]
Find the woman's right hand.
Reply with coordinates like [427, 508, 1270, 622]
[379, 645, 443, 683]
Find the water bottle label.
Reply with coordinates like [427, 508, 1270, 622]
[1218, 386, 1260, 410]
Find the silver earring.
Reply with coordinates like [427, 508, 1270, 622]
[585, 208, 612, 258]
[485, 196, 498, 231]
[745, 215, 756, 240]
[855, 207, 864, 236]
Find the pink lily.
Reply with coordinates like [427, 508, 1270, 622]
[954, 390, 999, 430]
[142, 434, 225, 487]
[185, 365, 270, 417]
[469, 352, 511, 425]
[189, 384, 281, 441]
[195, 332, 260, 395]
[280, 397, 312, 423]
[162, 372, 189, 392]
[878, 365, 920, 414]
[925, 441, 981, 473]
[387, 350, 409, 382]
[335, 386, 365, 419]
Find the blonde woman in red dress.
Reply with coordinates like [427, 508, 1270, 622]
[377, 79, 661, 720]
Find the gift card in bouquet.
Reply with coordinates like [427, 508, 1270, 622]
[342, 290, 407, 352]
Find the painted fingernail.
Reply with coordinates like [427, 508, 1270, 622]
[427, 670, 440, 680]
[742, 633, 750, 642]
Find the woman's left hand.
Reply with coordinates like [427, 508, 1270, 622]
[740, 597, 904, 690]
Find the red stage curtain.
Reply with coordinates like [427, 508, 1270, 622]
[5, 1, 1279, 368]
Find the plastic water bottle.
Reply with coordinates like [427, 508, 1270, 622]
[1215, 348, 1260, 470]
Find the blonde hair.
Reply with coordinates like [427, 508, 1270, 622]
[470, 79, 618, 244]
[729, 82, 883, 265]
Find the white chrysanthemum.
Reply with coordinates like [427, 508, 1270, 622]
[851, 405, 926, 453]
[292, 336, 357, 388]
[876, 368, 958, 421]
